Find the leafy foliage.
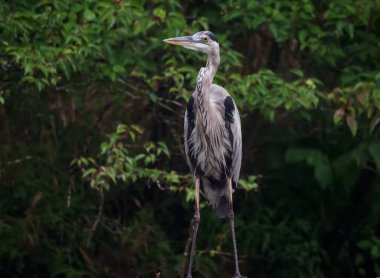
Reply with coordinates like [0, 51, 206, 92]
[1, 0, 380, 277]
[73, 124, 179, 190]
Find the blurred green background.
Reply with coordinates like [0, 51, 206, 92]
[1, 0, 380, 277]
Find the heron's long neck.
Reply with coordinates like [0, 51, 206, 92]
[205, 51, 220, 84]
[196, 51, 220, 128]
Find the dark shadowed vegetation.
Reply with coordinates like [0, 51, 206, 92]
[1, 0, 380, 277]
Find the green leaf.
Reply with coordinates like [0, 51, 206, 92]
[131, 124, 143, 134]
[290, 68, 304, 77]
[185, 187, 195, 202]
[134, 153, 145, 161]
[315, 163, 334, 189]
[59, 61, 71, 80]
[346, 112, 358, 136]
[129, 131, 135, 142]
[369, 116, 380, 133]
[100, 142, 109, 154]
[251, 15, 266, 28]
[0, 91, 4, 105]
[84, 9, 96, 21]
[83, 168, 96, 178]
[358, 240, 372, 249]
[148, 93, 158, 103]
[285, 148, 315, 163]
[36, 81, 44, 92]
[298, 30, 307, 43]
[223, 10, 242, 22]
[239, 175, 259, 191]
[268, 23, 278, 41]
[153, 8, 166, 22]
[333, 108, 345, 125]
[116, 124, 127, 134]
[113, 65, 125, 73]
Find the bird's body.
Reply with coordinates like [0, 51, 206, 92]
[185, 81, 242, 218]
[164, 31, 245, 278]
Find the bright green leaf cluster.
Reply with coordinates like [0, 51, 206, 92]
[72, 124, 181, 190]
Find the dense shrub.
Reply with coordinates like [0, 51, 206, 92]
[0, 0, 379, 277]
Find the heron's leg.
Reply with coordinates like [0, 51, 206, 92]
[227, 178, 246, 278]
[186, 177, 201, 278]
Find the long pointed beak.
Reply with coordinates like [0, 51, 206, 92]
[163, 36, 195, 46]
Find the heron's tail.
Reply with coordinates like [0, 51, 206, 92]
[214, 196, 229, 218]
[201, 177, 229, 219]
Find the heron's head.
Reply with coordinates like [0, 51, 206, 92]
[163, 31, 219, 55]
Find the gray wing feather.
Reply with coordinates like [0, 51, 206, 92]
[184, 96, 196, 174]
[231, 103, 242, 186]
[208, 84, 242, 184]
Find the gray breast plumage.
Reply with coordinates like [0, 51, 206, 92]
[193, 86, 231, 178]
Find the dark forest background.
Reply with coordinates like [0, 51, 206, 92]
[1, 0, 380, 277]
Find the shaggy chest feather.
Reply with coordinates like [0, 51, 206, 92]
[189, 101, 231, 180]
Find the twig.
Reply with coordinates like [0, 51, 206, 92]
[198, 249, 248, 259]
[179, 216, 195, 278]
[67, 182, 72, 208]
[2, 155, 33, 166]
[86, 188, 104, 247]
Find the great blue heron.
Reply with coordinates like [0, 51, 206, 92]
[164, 31, 245, 278]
